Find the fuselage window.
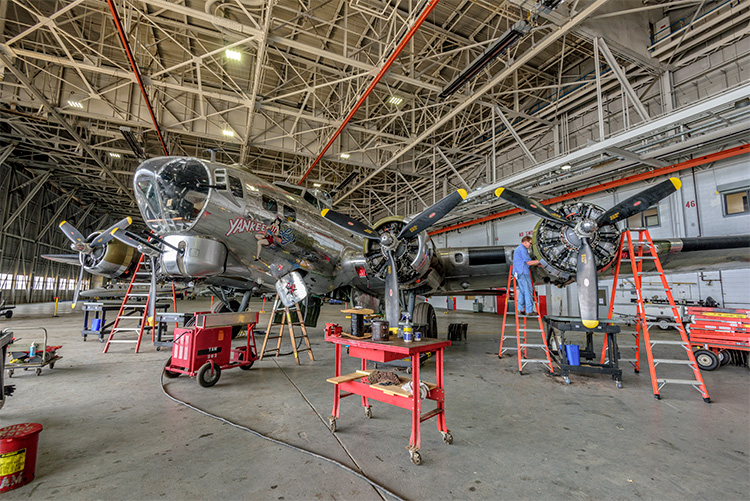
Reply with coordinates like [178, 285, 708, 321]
[284, 205, 296, 222]
[228, 175, 243, 199]
[304, 192, 320, 210]
[723, 190, 749, 216]
[262, 195, 277, 212]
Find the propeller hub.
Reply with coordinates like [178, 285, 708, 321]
[576, 219, 597, 238]
[380, 232, 398, 252]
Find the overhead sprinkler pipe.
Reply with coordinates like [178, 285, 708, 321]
[107, 0, 169, 156]
[297, 0, 441, 185]
[429, 143, 749, 236]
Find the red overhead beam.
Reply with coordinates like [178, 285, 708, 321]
[107, 0, 169, 156]
[429, 143, 750, 236]
[297, 0, 441, 185]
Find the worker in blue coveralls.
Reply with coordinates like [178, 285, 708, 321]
[513, 236, 540, 315]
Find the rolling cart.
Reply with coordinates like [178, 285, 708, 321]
[163, 311, 259, 387]
[5, 327, 62, 377]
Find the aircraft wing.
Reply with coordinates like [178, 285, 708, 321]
[42, 254, 81, 266]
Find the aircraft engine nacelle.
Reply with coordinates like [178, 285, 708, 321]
[161, 235, 227, 278]
[532, 202, 621, 286]
[82, 236, 138, 278]
[363, 217, 435, 289]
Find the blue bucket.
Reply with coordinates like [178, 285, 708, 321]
[565, 344, 580, 366]
[91, 318, 102, 331]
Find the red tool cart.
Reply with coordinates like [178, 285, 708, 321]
[325, 334, 452, 465]
[686, 306, 750, 370]
[163, 311, 259, 387]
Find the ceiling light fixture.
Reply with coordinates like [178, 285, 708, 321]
[222, 129, 235, 137]
[225, 49, 241, 61]
[340, 153, 350, 159]
[388, 96, 403, 106]
[313, 183, 322, 187]
[67, 100, 83, 109]
[439, 20, 530, 99]
[561, 164, 572, 170]
[109, 152, 121, 158]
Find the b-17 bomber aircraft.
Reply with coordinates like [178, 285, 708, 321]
[44, 156, 750, 336]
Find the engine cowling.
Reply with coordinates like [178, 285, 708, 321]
[532, 202, 621, 286]
[81, 235, 138, 279]
[362, 217, 435, 291]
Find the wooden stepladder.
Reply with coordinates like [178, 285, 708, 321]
[601, 228, 710, 402]
[498, 265, 555, 375]
[103, 254, 176, 354]
[259, 295, 314, 364]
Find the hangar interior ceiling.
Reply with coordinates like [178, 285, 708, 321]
[0, 0, 748, 259]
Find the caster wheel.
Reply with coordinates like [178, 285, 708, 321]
[328, 417, 337, 433]
[441, 431, 453, 445]
[364, 407, 372, 419]
[163, 358, 180, 379]
[7, 369, 13, 378]
[616, 382, 623, 389]
[196, 362, 221, 387]
[156, 347, 160, 352]
[35, 368, 42, 376]
[409, 450, 422, 465]
[563, 376, 571, 385]
[49, 362, 55, 369]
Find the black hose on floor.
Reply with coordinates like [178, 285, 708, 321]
[160, 373, 405, 501]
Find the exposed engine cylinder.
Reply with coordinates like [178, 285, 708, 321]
[363, 217, 434, 289]
[533, 202, 621, 285]
[82, 237, 137, 278]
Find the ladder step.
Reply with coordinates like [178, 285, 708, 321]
[521, 359, 552, 364]
[653, 359, 696, 365]
[519, 328, 544, 333]
[634, 256, 657, 260]
[657, 378, 701, 385]
[519, 343, 547, 348]
[107, 340, 138, 343]
[650, 340, 688, 346]
[112, 328, 141, 333]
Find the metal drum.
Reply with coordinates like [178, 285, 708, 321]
[371, 320, 390, 341]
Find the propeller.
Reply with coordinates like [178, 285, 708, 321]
[497, 177, 683, 329]
[111, 228, 161, 256]
[322, 189, 467, 331]
[58, 217, 133, 308]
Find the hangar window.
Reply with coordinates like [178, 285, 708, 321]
[261, 195, 277, 212]
[627, 207, 659, 228]
[0, 274, 11, 289]
[45, 277, 56, 290]
[723, 190, 749, 216]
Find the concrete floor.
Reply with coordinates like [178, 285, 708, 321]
[0, 298, 747, 500]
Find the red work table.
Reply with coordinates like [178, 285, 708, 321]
[325, 335, 452, 465]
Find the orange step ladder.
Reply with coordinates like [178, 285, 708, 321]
[498, 265, 554, 375]
[601, 228, 710, 402]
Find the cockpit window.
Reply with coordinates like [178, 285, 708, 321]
[228, 175, 243, 199]
[133, 157, 210, 233]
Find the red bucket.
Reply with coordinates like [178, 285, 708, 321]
[0, 423, 43, 492]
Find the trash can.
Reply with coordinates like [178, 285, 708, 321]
[0, 423, 43, 492]
[565, 344, 581, 366]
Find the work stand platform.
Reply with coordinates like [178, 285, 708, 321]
[544, 316, 624, 388]
[81, 301, 170, 342]
[325, 335, 452, 465]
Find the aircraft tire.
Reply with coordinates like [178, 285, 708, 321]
[413, 302, 438, 339]
[694, 349, 719, 371]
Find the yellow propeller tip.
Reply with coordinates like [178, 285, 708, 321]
[320, 209, 329, 217]
[457, 189, 467, 200]
[670, 177, 682, 190]
[582, 319, 599, 329]
[494, 187, 505, 197]
[71, 304, 76, 309]
[126, 216, 133, 224]
[59, 221, 66, 227]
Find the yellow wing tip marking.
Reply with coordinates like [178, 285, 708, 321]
[457, 189, 467, 199]
[320, 209, 329, 217]
[670, 177, 682, 190]
[494, 187, 505, 197]
[582, 319, 599, 329]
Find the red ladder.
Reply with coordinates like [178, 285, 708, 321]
[498, 265, 554, 375]
[602, 229, 710, 402]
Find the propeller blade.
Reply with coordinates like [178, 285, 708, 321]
[495, 187, 573, 226]
[596, 177, 681, 227]
[59, 220, 87, 250]
[71, 265, 85, 309]
[576, 237, 599, 329]
[41, 254, 82, 266]
[91, 217, 132, 247]
[111, 228, 161, 256]
[320, 209, 380, 240]
[384, 251, 400, 333]
[148, 256, 158, 328]
[397, 189, 467, 239]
